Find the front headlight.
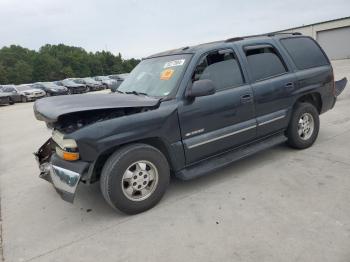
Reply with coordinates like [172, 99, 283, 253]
[52, 130, 80, 161]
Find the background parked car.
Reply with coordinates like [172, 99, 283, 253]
[0, 85, 20, 104]
[16, 84, 46, 102]
[94, 76, 118, 89]
[32, 82, 69, 96]
[0, 92, 11, 106]
[1, 84, 45, 103]
[71, 77, 104, 92]
[108, 73, 129, 92]
[55, 79, 87, 94]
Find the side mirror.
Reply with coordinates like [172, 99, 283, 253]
[186, 79, 216, 98]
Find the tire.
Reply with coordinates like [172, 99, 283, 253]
[287, 102, 320, 149]
[9, 98, 14, 105]
[100, 143, 170, 214]
[21, 96, 27, 103]
[86, 86, 90, 92]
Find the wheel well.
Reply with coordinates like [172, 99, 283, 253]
[89, 138, 173, 183]
[296, 93, 322, 113]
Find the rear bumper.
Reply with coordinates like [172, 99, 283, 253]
[35, 139, 90, 203]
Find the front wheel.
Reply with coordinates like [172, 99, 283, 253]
[287, 102, 320, 149]
[100, 144, 170, 214]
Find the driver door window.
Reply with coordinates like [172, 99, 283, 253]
[192, 50, 244, 91]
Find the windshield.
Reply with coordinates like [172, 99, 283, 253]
[17, 85, 33, 91]
[42, 82, 59, 88]
[118, 54, 191, 97]
[62, 79, 76, 85]
[96, 76, 109, 80]
[84, 78, 97, 83]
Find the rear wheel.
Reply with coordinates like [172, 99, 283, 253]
[287, 102, 319, 149]
[100, 144, 170, 214]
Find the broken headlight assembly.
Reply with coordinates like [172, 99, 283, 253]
[52, 130, 79, 161]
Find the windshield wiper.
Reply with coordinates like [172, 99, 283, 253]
[125, 91, 148, 96]
[115, 90, 125, 94]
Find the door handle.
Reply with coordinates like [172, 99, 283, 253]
[240, 93, 253, 103]
[285, 82, 294, 88]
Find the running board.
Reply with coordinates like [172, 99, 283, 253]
[175, 132, 287, 180]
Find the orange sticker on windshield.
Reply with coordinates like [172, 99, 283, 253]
[160, 69, 174, 80]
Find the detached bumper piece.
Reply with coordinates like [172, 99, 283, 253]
[335, 77, 347, 97]
[34, 139, 89, 203]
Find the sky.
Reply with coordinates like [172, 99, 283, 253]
[0, 0, 349, 59]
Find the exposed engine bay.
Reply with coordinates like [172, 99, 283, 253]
[48, 107, 156, 133]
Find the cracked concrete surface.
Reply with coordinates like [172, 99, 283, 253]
[0, 60, 349, 262]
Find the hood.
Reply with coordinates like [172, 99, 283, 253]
[49, 87, 67, 92]
[34, 93, 160, 123]
[21, 89, 45, 94]
[66, 83, 85, 88]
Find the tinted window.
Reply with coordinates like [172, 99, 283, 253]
[280, 37, 329, 70]
[192, 50, 244, 91]
[3, 87, 15, 92]
[245, 46, 287, 81]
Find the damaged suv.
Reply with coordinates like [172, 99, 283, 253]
[34, 33, 338, 214]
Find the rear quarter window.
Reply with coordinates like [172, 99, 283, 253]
[280, 37, 329, 70]
[245, 46, 287, 82]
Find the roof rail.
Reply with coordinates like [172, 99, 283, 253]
[225, 32, 302, 42]
[266, 32, 302, 36]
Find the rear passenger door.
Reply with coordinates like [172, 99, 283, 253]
[240, 44, 297, 138]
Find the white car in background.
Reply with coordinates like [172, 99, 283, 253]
[15, 84, 46, 102]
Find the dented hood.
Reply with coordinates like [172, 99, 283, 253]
[34, 93, 160, 123]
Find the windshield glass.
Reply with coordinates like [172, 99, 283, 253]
[17, 85, 33, 91]
[84, 78, 97, 83]
[96, 76, 109, 80]
[62, 79, 76, 85]
[42, 82, 59, 88]
[118, 54, 191, 97]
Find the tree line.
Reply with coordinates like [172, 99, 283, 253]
[0, 44, 140, 85]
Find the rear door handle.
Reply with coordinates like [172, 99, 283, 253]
[241, 93, 253, 103]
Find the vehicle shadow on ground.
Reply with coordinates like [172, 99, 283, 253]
[73, 143, 291, 218]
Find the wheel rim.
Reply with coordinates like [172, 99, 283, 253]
[297, 112, 314, 140]
[121, 160, 159, 201]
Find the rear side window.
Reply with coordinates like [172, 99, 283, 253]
[192, 50, 244, 91]
[245, 46, 287, 81]
[280, 37, 329, 70]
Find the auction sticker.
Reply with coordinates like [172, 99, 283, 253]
[160, 69, 174, 80]
[164, 59, 185, 68]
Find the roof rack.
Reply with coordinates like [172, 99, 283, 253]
[225, 32, 302, 42]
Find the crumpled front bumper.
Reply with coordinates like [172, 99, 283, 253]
[34, 139, 89, 203]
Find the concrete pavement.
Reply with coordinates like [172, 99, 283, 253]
[0, 60, 350, 262]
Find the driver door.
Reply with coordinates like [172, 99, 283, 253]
[178, 49, 256, 164]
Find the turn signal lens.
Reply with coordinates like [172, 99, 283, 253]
[62, 151, 80, 161]
[56, 147, 80, 161]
